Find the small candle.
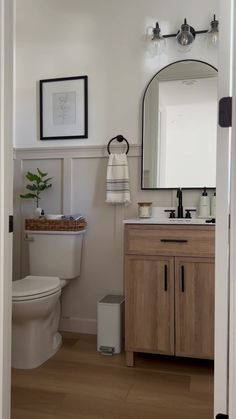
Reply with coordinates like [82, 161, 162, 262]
[138, 202, 152, 218]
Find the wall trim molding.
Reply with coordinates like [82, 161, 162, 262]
[13, 144, 141, 160]
[60, 317, 97, 335]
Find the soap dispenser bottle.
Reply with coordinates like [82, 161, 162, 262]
[199, 187, 210, 217]
[211, 191, 216, 217]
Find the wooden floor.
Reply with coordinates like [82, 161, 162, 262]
[11, 333, 214, 419]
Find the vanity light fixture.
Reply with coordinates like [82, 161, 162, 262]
[149, 15, 219, 55]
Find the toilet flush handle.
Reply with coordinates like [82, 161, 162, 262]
[24, 234, 34, 242]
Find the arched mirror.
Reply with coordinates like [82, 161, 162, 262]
[142, 60, 218, 189]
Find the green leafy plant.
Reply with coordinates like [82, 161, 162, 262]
[20, 168, 53, 208]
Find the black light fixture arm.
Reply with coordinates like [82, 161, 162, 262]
[163, 29, 208, 38]
[154, 16, 211, 39]
[162, 18, 208, 38]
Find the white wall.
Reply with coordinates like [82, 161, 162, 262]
[0, 1, 14, 418]
[15, 0, 218, 148]
[14, 0, 218, 334]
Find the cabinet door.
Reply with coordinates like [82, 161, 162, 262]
[175, 257, 215, 359]
[125, 255, 175, 355]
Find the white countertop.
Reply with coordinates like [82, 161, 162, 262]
[124, 206, 215, 225]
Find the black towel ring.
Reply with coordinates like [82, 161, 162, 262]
[107, 135, 130, 155]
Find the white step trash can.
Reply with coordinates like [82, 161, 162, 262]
[97, 294, 125, 355]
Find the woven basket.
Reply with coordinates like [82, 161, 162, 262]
[25, 218, 87, 232]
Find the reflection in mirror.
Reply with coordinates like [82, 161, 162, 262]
[142, 60, 218, 189]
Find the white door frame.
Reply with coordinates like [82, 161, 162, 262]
[0, 0, 14, 418]
[214, 0, 234, 416]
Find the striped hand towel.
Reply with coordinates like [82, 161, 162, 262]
[106, 153, 131, 204]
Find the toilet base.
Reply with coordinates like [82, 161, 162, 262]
[12, 291, 62, 369]
[12, 331, 62, 369]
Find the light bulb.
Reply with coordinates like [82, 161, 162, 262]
[149, 22, 166, 56]
[176, 18, 195, 52]
[207, 14, 219, 48]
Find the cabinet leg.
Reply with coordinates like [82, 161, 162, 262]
[126, 351, 134, 367]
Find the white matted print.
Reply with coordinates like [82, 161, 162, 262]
[40, 76, 88, 140]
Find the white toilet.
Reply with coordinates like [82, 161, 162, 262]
[12, 229, 85, 369]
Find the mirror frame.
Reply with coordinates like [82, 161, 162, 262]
[141, 59, 218, 190]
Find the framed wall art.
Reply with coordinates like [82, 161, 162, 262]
[40, 75, 88, 140]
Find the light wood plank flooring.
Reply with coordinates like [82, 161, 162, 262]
[11, 333, 214, 419]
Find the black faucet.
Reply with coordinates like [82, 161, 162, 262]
[177, 188, 183, 218]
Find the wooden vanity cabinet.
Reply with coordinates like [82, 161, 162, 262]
[124, 224, 215, 366]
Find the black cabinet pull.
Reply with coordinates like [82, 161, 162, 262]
[164, 265, 168, 291]
[160, 239, 188, 243]
[181, 265, 185, 292]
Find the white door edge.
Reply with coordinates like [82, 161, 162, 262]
[0, 0, 14, 418]
[228, 1, 236, 418]
[214, 0, 234, 416]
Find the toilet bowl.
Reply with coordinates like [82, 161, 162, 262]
[12, 276, 62, 369]
[12, 229, 85, 369]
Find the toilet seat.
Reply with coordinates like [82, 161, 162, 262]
[12, 276, 61, 301]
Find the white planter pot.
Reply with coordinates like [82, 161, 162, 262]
[34, 207, 42, 218]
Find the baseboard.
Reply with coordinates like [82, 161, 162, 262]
[59, 317, 97, 335]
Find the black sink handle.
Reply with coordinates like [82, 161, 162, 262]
[185, 209, 196, 219]
[164, 209, 176, 219]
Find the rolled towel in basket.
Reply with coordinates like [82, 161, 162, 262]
[61, 213, 84, 221]
[106, 153, 131, 204]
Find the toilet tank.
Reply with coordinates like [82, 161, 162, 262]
[25, 230, 85, 279]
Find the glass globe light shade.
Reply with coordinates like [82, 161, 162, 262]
[176, 19, 195, 52]
[149, 22, 166, 56]
[207, 15, 219, 48]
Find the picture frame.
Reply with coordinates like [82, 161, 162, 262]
[40, 75, 88, 140]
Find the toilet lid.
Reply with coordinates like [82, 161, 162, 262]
[12, 276, 61, 300]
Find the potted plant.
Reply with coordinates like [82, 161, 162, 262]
[20, 168, 53, 217]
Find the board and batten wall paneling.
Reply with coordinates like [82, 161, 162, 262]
[14, 146, 202, 334]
